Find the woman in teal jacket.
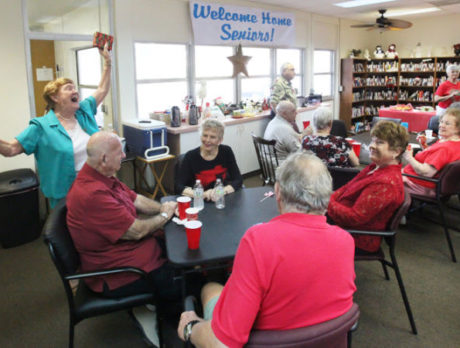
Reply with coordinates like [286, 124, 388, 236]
[0, 45, 112, 208]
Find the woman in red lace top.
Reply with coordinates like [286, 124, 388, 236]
[328, 121, 409, 252]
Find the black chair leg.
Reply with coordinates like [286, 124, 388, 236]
[389, 248, 417, 335]
[437, 202, 457, 262]
[380, 260, 390, 280]
[69, 321, 75, 348]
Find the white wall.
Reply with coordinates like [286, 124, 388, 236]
[0, 1, 34, 171]
[367, 14, 460, 58]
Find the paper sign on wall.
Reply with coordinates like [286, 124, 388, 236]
[189, 1, 295, 47]
[36, 67, 53, 81]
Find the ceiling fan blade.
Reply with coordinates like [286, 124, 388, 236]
[351, 23, 376, 28]
[387, 18, 412, 29]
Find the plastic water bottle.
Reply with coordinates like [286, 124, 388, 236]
[193, 180, 204, 211]
[214, 178, 225, 209]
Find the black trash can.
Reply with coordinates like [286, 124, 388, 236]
[0, 169, 40, 248]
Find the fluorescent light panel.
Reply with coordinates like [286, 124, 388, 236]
[335, 0, 395, 8]
[389, 7, 441, 16]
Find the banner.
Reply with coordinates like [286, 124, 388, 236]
[189, 1, 295, 47]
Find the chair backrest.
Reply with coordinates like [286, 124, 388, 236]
[330, 120, 348, 138]
[387, 189, 412, 231]
[43, 199, 80, 281]
[328, 166, 360, 191]
[245, 303, 359, 348]
[438, 160, 460, 197]
[251, 133, 279, 186]
[174, 153, 186, 194]
[371, 116, 402, 129]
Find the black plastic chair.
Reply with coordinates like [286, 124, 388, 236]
[371, 116, 402, 129]
[331, 119, 348, 138]
[251, 133, 279, 186]
[403, 160, 460, 262]
[42, 199, 157, 348]
[328, 166, 360, 191]
[174, 153, 186, 194]
[348, 190, 417, 335]
[184, 296, 359, 348]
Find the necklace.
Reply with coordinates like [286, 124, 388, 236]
[56, 113, 75, 121]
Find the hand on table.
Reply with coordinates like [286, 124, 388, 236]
[160, 201, 177, 219]
[177, 311, 202, 341]
[203, 189, 214, 201]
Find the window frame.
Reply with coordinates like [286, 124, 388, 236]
[133, 41, 305, 116]
[133, 41, 190, 118]
[313, 49, 335, 100]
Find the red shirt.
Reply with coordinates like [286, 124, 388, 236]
[211, 213, 356, 348]
[403, 140, 460, 189]
[66, 163, 165, 292]
[436, 80, 460, 109]
[328, 163, 404, 252]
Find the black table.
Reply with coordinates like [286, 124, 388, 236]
[163, 186, 278, 267]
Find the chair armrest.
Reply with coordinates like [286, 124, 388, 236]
[347, 229, 396, 237]
[402, 172, 439, 184]
[65, 266, 147, 281]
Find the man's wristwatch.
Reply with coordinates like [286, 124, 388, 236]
[184, 320, 200, 342]
[160, 212, 168, 220]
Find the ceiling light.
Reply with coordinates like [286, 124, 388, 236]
[335, 0, 395, 8]
[389, 7, 441, 16]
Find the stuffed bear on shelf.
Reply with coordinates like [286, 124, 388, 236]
[385, 44, 398, 59]
[373, 45, 385, 59]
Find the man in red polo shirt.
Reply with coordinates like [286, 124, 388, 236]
[177, 153, 356, 348]
[66, 131, 179, 347]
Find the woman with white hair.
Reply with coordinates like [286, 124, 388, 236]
[175, 119, 242, 201]
[301, 108, 359, 167]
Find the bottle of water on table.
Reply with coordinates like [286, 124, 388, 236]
[214, 178, 225, 210]
[193, 179, 204, 211]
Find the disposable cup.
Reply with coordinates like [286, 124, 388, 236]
[186, 207, 199, 221]
[425, 129, 433, 138]
[345, 138, 355, 145]
[401, 122, 409, 130]
[352, 142, 361, 157]
[177, 196, 191, 220]
[184, 220, 202, 249]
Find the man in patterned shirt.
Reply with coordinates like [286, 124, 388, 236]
[270, 62, 297, 113]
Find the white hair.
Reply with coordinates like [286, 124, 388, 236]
[280, 62, 293, 75]
[313, 108, 333, 131]
[446, 64, 459, 75]
[276, 100, 296, 119]
[276, 152, 332, 214]
[200, 118, 225, 140]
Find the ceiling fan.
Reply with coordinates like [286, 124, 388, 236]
[351, 9, 412, 31]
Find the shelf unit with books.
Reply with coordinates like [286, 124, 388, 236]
[340, 56, 460, 131]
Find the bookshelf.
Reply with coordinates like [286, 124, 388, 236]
[339, 56, 460, 130]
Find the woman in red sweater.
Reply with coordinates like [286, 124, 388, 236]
[328, 121, 408, 252]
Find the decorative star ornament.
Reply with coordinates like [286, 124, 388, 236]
[227, 44, 252, 77]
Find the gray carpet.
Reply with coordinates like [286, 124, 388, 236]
[0, 175, 459, 347]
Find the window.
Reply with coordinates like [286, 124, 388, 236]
[134, 43, 187, 118]
[276, 49, 303, 96]
[313, 50, 335, 98]
[76, 47, 103, 127]
[134, 42, 305, 116]
[195, 46, 234, 105]
[241, 47, 271, 101]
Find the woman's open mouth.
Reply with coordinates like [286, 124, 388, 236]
[71, 96, 78, 102]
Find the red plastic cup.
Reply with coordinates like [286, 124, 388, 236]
[302, 120, 311, 130]
[177, 196, 191, 220]
[184, 220, 202, 249]
[345, 138, 355, 145]
[185, 207, 199, 221]
[352, 142, 361, 157]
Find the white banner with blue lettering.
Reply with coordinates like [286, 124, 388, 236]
[189, 1, 295, 47]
